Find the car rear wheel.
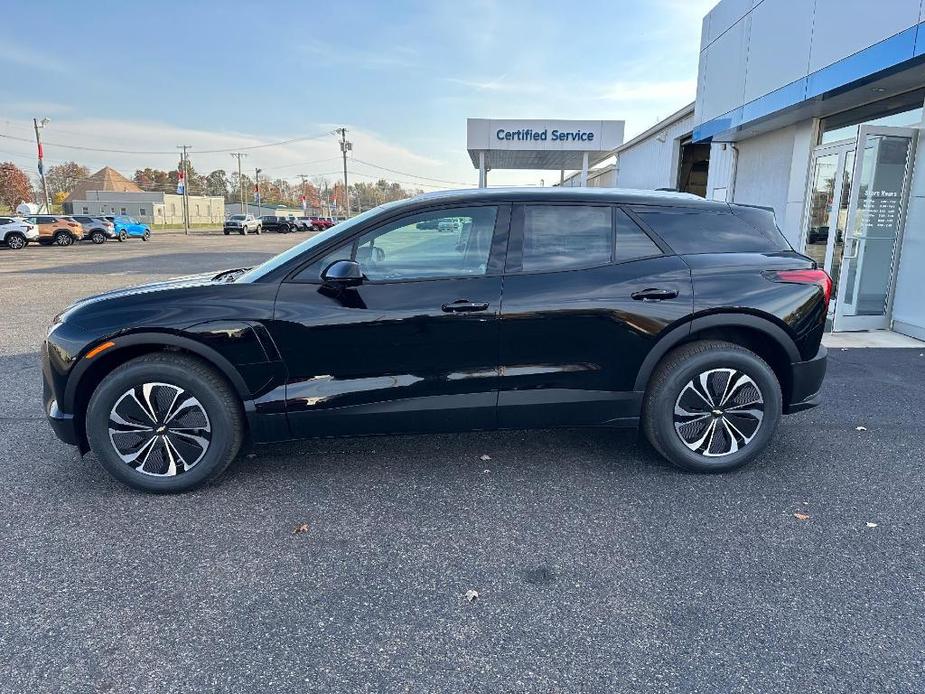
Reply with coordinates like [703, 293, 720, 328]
[6, 232, 26, 250]
[142, 230, 150, 241]
[90, 230, 106, 244]
[86, 353, 244, 493]
[118, 231, 127, 242]
[54, 231, 74, 247]
[642, 340, 781, 472]
[255, 225, 262, 235]
[239, 228, 246, 235]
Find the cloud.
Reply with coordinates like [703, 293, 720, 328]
[594, 79, 697, 103]
[0, 114, 458, 187]
[0, 42, 69, 74]
[297, 42, 418, 71]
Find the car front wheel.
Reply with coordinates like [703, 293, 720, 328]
[86, 353, 244, 493]
[118, 231, 127, 242]
[54, 231, 74, 247]
[6, 232, 27, 249]
[642, 340, 782, 472]
[142, 230, 150, 241]
[90, 230, 106, 244]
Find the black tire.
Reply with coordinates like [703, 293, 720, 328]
[54, 231, 74, 247]
[5, 232, 26, 250]
[90, 230, 106, 244]
[86, 353, 244, 493]
[642, 340, 782, 473]
[239, 228, 246, 236]
[118, 230, 127, 242]
[255, 225, 262, 235]
[142, 230, 150, 241]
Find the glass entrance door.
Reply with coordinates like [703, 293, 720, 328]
[802, 142, 855, 317]
[833, 126, 918, 331]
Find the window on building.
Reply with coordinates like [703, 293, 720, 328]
[82, 206, 89, 214]
[821, 89, 925, 144]
[519, 205, 612, 273]
[139, 208, 146, 216]
[633, 206, 789, 254]
[120, 208, 127, 215]
[195, 204, 200, 215]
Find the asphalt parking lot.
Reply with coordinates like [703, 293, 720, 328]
[1, 233, 923, 693]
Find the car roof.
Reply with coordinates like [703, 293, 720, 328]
[406, 186, 729, 210]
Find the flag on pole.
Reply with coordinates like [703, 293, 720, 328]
[176, 169, 185, 194]
[300, 195, 306, 212]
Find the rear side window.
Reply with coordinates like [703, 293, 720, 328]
[634, 206, 790, 254]
[521, 205, 612, 272]
[614, 208, 662, 261]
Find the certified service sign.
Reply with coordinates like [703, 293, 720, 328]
[467, 118, 625, 170]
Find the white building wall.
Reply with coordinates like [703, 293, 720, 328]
[614, 111, 696, 191]
[891, 112, 925, 340]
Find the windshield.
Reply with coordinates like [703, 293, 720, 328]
[230, 215, 246, 220]
[238, 200, 406, 282]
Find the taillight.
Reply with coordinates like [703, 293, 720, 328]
[767, 268, 833, 308]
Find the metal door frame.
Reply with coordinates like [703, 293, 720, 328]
[800, 140, 854, 282]
[833, 125, 918, 332]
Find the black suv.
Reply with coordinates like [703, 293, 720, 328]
[43, 188, 829, 492]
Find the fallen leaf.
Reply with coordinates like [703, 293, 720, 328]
[293, 523, 310, 534]
[793, 512, 810, 521]
[464, 590, 479, 603]
[483, 469, 491, 474]
[246, 453, 257, 459]
[855, 426, 867, 431]
[866, 522, 878, 528]
[479, 454, 492, 461]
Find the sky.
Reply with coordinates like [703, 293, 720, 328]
[0, 0, 716, 191]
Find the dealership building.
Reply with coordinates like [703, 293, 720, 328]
[519, 0, 925, 338]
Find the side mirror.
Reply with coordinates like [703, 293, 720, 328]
[321, 259, 364, 287]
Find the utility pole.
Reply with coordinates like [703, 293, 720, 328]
[298, 174, 308, 216]
[230, 152, 247, 216]
[335, 127, 351, 217]
[254, 167, 261, 215]
[33, 117, 51, 212]
[177, 145, 192, 235]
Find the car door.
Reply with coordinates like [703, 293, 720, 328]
[498, 204, 693, 428]
[270, 203, 509, 437]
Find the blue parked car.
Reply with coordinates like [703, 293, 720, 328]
[105, 216, 151, 242]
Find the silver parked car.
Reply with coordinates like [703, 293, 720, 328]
[71, 215, 117, 244]
[224, 214, 261, 235]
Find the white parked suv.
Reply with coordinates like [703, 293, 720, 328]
[223, 214, 262, 235]
[0, 216, 38, 250]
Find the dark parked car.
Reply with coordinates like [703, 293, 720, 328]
[260, 215, 297, 233]
[43, 188, 829, 493]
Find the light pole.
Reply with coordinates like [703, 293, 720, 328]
[254, 167, 262, 214]
[33, 117, 51, 212]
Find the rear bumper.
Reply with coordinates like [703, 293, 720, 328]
[784, 344, 827, 414]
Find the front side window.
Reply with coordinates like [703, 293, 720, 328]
[520, 205, 612, 273]
[295, 206, 497, 282]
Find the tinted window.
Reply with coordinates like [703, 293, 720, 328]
[294, 206, 497, 282]
[521, 205, 612, 272]
[614, 208, 662, 262]
[634, 206, 790, 254]
[0, 218, 11, 224]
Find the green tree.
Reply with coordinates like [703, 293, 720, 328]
[204, 170, 229, 198]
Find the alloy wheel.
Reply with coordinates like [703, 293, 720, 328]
[108, 382, 212, 476]
[7, 234, 25, 249]
[673, 368, 764, 457]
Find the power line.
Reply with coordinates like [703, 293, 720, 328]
[350, 157, 472, 186]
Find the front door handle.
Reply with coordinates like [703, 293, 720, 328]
[442, 299, 490, 313]
[631, 288, 679, 301]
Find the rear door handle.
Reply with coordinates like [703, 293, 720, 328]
[631, 288, 679, 301]
[442, 299, 490, 313]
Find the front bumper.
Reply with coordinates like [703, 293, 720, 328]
[783, 344, 827, 414]
[42, 350, 79, 445]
